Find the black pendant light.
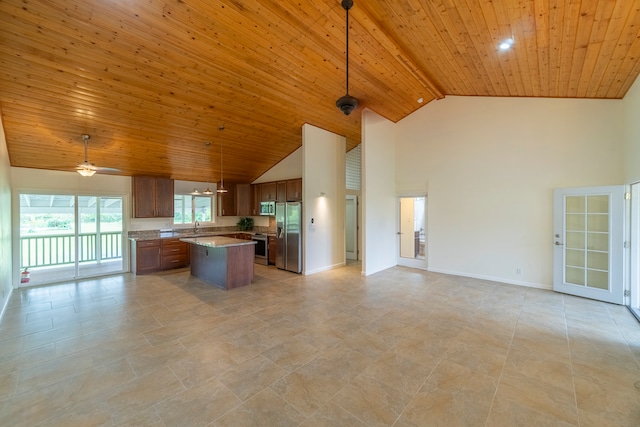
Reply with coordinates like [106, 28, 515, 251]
[336, 0, 359, 115]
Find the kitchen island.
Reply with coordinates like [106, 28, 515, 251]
[180, 236, 256, 290]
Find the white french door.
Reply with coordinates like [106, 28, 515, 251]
[553, 186, 625, 304]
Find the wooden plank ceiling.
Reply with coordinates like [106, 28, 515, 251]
[1, 0, 639, 183]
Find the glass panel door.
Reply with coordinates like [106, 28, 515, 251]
[78, 196, 124, 277]
[19, 193, 124, 286]
[553, 186, 624, 304]
[19, 194, 77, 285]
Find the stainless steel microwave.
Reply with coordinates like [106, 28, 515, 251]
[260, 201, 275, 216]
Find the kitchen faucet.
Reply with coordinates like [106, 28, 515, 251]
[194, 221, 199, 234]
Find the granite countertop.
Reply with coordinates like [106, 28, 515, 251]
[179, 236, 257, 248]
[129, 230, 273, 241]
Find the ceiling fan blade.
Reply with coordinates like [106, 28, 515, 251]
[94, 166, 121, 173]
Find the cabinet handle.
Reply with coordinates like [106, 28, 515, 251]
[170, 248, 180, 252]
[171, 260, 180, 263]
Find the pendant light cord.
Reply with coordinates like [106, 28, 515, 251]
[345, 2, 350, 95]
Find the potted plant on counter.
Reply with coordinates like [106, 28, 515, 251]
[237, 217, 254, 231]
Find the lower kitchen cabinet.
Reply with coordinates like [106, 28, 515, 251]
[161, 238, 190, 269]
[132, 240, 161, 274]
[132, 238, 190, 274]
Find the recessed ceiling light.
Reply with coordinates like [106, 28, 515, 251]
[417, 97, 424, 104]
[499, 38, 514, 50]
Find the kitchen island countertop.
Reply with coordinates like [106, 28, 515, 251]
[179, 236, 257, 248]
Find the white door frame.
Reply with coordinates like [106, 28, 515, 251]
[345, 195, 357, 260]
[628, 182, 640, 317]
[397, 194, 427, 270]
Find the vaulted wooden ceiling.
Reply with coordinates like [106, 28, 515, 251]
[1, 0, 639, 183]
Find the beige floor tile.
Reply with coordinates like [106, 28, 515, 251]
[1, 262, 639, 426]
[219, 354, 287, 401]
[155, 378, 241, 427]
[495, 369, 578, 424]
[333, 374, 412, 427]
[574, 375, 640, 425]
[486, 395, 578, 426]
[261, 334, 322, 371]
[300, 400, 368, 427]
[272, 345, 373, 416]
[213, 388, 306, 427]
[360, 351, 433, 395]
[126, 339, 190, 377]
[503, 346, 574, 391]
[395, 386, 493, 427]
[105, 367, 186, 424]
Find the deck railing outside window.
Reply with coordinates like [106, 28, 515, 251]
[20, 232, 123, 269]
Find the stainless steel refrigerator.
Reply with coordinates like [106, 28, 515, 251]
[275, 202, 302, 273]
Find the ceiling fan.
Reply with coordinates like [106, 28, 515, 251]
[76, 134, 120, 176]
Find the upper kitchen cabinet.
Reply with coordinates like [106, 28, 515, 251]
[236, 184, 252, 217]
[261, 182, 277, 201]
[276, 181, 287, 202]
[251, 184, 261, 216]
[286, 178, 302, 201]
[218, 184, 236, 216]
[133, 176, 174, 218]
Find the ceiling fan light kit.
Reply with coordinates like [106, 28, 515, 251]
[77, 167, 96, 177]
[77, 134, 97, 177]
[75, 134, 120, 177]
[336, 0, 359, 116]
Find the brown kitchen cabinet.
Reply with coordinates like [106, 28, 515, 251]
[132, 176, 174, 218]
[286, 178, 302, 201]
[218, 184, 236, 216]
[261, 182, 277, 201]
[268, 236, 276, 265]
[236, 184, 252, 216]
[276, 181, 287, 202]
[132, 239, 161, 274]
[251, 184, 261, 215]
[161, 238, 190, 270]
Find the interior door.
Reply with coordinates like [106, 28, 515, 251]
[553, 186, 625, 304]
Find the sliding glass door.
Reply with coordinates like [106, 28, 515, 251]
[19, 193, 124, 286]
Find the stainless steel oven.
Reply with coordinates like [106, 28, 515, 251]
[252, 233, 268, 265]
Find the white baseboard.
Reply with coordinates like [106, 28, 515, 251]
[304, 261, 346, 276]
[427, 268, 552, 290]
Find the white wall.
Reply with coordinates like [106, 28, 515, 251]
[302, 124, 346, 275]
[623, 77, 640, 183]
[362, 109, 397, 275]
[253, 147, 302, 183]
[395, 96, 624, 288]
[0, 118, 13, 318]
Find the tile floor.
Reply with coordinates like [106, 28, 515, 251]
[1, 262, 640, 426]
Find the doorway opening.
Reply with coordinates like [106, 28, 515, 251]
[398, 196, 427, 269]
